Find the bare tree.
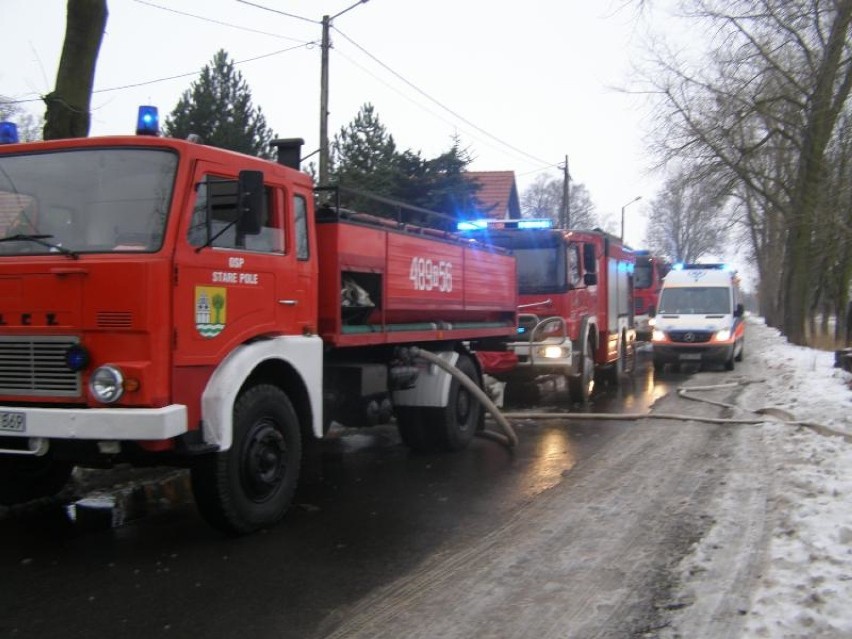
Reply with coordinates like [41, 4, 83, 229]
[641, 0, 852, 344]
[520, 174, 599, 230]
[644, 167, 731, 262]
[43, 0, 108, 140]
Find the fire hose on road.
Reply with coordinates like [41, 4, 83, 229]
[408, 357, 851, 449]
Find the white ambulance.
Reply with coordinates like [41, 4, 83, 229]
[650, 264, 745, 372]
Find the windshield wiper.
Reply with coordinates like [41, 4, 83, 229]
[0, 234, 79, 259]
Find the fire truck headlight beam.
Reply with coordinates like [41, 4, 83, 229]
[89, 366, 125, 404]
[539, 345, 567, 359]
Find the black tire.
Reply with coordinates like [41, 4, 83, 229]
[653, 358, 665, 374]
[735, 338, 745, 362]
[602, 335, 627, 386]
[0, 453, 74, 505]
[725, 351, 736, 371]
[568, 338, 595, 403]
[397, 353, 481, 452]
[191, 384, 302, 535]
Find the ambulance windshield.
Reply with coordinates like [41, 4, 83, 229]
[0, 148, 177, 255]
[658, 286, 731, 314]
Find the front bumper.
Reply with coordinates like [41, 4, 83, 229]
[498, 339, 576, 380]
[652, 342, 734, 364]
[0, 404, 188, 441]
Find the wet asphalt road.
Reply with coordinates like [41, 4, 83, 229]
[1, 352, 689, 639]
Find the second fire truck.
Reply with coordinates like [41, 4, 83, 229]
[460, 219, 637, 403]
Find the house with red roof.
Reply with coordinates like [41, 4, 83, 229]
[465, 170, 521, 220]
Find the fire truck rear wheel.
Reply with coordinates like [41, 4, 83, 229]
[191, 384, 301, 535]
[602, 335, 627, 386]
[568, 338, 595, 403]
[396, 353, 481, 452]
[0, 453, 74, 505]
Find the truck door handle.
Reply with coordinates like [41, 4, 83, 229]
[278, 299, 298, 306]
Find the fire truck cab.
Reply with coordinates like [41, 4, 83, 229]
[460, 219, 637, 403]
[633, 250, 671, 341]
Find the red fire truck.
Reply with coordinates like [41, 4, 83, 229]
[0, 111, 517, 534]
[459, 219, 637, 403]
[633, 250, 671, 341]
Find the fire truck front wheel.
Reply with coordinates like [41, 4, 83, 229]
[191, 384, 302, 535]
[568, 338, 595, 404]
[396, 353, 481, 453]
[0, 453, 74, 505]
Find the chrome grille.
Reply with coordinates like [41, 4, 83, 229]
[0, 336, 81, 397]
[668, 330, 713, 344]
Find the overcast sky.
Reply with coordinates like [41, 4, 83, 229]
[2, 0, 677, 247]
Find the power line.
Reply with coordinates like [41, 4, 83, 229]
[133, 0, 310, 42]
[332, 26, 557, 169]
[234, 0, 319, 24]
[332, 47, 559, 172]
[5, 43, 314, 105]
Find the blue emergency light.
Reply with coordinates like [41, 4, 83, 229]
[517, 219, 553, 229]
[136, 105, 160, 136]
[0, 121, 20, 144]
[457, 218, 554, 232]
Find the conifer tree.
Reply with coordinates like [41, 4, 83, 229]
[164, 50, 274, 159]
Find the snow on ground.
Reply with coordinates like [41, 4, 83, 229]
[672, 317, 852, 638]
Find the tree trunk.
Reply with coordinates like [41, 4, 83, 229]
[43, 0, 108, 140]
[782, 1, 852, 345]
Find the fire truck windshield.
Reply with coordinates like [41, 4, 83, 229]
[634, 259, 653, 289]
[514, 247, 566, 293]
[0, 148, 177, 255]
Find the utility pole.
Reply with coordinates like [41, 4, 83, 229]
[560, 155, 570, 229]
[318, 14, 330, 185]
[318, 0, 369, 186]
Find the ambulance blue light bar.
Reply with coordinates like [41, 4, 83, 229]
[673, 262, 731, 271]
[0, 121, 20, 144]
[456, 218, 554, 231]
[136, 105, 160, 136]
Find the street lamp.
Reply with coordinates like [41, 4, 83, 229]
[620, 196, 642, 242]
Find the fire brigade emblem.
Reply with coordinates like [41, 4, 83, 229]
[195, 286, 226, 338]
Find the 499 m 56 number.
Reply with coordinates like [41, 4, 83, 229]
[0, 411, 26, 433]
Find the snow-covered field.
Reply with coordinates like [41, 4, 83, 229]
[668, 317, 852, 638]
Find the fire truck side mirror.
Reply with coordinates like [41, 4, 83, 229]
[237, 170, 264, 236]
[584, 272, 597, 286]
[648, 306, 656, 318]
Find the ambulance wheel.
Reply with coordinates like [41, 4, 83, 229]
[735, 338, 745, 362]
[568, 338, 595, 403]
[396, 353, 481, 452]
[0, 454, 73, 505]
[725, 351, 736, 371]
[191, 384, 301, 535]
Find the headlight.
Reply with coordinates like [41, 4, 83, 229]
[538, 345, 567, 359]
[714, 328, 732, 341]
[89, 366, 125, 404]
[651, 329, 666, 342]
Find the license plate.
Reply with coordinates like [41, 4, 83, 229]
[0, 411, 26, 433]
[679, 353, 702, 361]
